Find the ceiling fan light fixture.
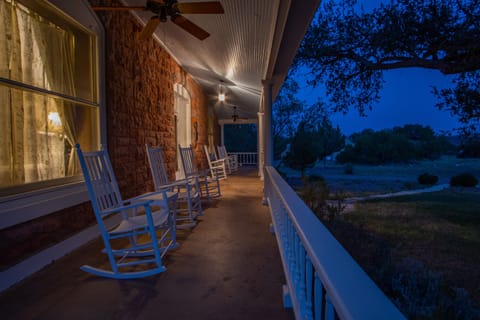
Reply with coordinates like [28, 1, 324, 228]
[218, 93, 225, 102]
[93, 1, 224, 41]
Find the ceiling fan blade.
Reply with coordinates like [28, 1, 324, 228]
[138, 16, 161, 41]
[92, 6, 147, 11]
[174, 1, 224, 14]
[171, 15, 210, 40]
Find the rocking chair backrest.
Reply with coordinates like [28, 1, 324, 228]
[217, 145, 227, 159]
[203, 145, 215, 168]
[146, 145, 170, 189]
[178, 145, 199, 178]
[76, 144, 124, 218]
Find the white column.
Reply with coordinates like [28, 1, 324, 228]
[262, 79, 273, 166]
[220, 123, 225, 146]
[257, 112, 264, 179]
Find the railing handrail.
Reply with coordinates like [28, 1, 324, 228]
[264, 166, 405, 320]
[228, 152, 257, 165]
[228, 152, 257, 154]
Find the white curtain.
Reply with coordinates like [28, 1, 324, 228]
[0, 0, 77, 186]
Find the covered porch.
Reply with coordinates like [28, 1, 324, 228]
[0, 0, 407, 318]
[0, 168, 294, 319]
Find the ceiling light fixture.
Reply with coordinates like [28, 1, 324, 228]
[218, 80, 225, 102]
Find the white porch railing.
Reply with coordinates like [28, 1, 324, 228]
[228, 152, 257, 166]
[264, 166, 406, 320]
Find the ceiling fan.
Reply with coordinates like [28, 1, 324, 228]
[231, 106, 249, 122]
[92, 0, 224, 40]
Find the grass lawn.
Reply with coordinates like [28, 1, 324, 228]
[284, 156, 480, 318]
[286, 155, 480, 197]
[325, 188, 480, 319]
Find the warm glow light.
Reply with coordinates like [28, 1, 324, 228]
[48, 112, 62, 126]
[218, 93, 225, 102]
[226, 66, 234, 79]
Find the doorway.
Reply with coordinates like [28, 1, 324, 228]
[174, 84, 191, 178]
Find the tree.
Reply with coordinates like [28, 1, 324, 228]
[285, 120, 319, 176]
[273, 76, 305, 159]
[432, 71, 480, 137]
[336, 124, 454, 164]
[285, 108, 345, 175]
[302, 104, 346, 162]
[296, 0, 480, 134]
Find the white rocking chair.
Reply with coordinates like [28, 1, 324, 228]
[179, 145, 221, 199]
[146, 144, 202, 229]
[203, 145, 228, 180]
[217, 145, 238, 173]
[76, 144, 178, 279]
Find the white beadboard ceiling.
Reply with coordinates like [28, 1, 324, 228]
[121, 0, 320, 122]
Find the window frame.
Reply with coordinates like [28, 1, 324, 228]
[0, 0, 106, 229]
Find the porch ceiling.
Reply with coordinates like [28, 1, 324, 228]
[122, 0, 320, 122]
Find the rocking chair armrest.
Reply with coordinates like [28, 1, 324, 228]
[129, 190, 178, 203]
[210, 159, 225, 166]
[160, 178, 196, 189]
[192, 169, 210, 178]
[101, 199, 154, 215]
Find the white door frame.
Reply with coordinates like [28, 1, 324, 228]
[174, 84, 191, 179]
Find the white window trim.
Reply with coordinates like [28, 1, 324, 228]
[0, 0, 106, 230]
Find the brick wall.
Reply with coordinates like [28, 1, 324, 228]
[99, 7, 213, 198]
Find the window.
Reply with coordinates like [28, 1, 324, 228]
[0, 0, 99, 193]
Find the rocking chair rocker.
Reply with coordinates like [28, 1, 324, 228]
[76, 144, 178, 279]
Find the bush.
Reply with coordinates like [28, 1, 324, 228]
[450, 173, 478, 187]
[298, 175, 329, 216]
[417, 173, 439, 185]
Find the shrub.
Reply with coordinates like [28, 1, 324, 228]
[325, 191, 347, 221]
[417, 173, 439, 185]
[298, 175, 329, 216]
[450, 173, 478, 187]
[392, 258, 441, 318]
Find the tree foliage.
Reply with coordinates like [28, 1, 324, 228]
[432, 71, 480, 136]
[336, 124, 454, 164]
[272, 76, 305, 158]
[285, 121, 318, 176]
[297, 0, 480, 133]
[285, 112, 345, 175]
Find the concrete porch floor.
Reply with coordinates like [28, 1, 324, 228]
[0, 168, 294, 320]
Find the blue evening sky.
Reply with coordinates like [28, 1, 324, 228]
[296, 68, 460, 136]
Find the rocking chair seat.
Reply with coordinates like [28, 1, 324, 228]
[112, 207, 168, 234]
